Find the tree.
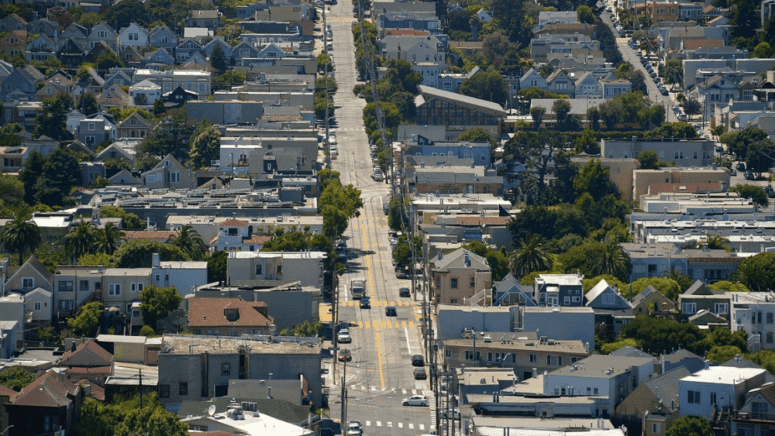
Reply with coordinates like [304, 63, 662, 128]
[593, 242, 631, 281]
[93, 222, 125, 255]
[0, 214, 40, 265]
[573, 160, 617, 202]
[95, 50, 124, 71]
[35, 148, 82, 207]
[392, 235, 423, 268]
[189, 121, 221, 169]
[620, 316, 705, 355]
[142, 109, 195, 162]
[319, 179, 363, 239]
[754, 41, 774, 58]
[709, 280, 750, 292]
[104, 0, 149, 28]
[681, 98, 700, 116]
[111, 239, 189, 268]
[141, 285, 182, 330]
[509, 234, 550, 277]
[552, 99, 572, 129]
[666, 416, 712, 436]
[734, 252, 775, 292]
[139, 325, 156, 337]
[726, 127, 769, 161]
[210, 43, 227, 73]
[530, 107, 546, 130]
[631, 276, 682, 300]
[459, 128, 496, 149]
[34, 93, 73, 141]
[0, 366, 35, 391]
[600, 338, 639, 354]
[167, 225, 206, 260]
[577, 5, 595, 24]
[663, 58, 682, 85]
[574, 129, 599, 154]
[205, 250, 228, 283]
[78, 252, 111, 266]
[706, 345, 743, 363]
[745, 139, 775, 176]
[67, 301, 103, 336]
[638, 150, 662, 169]
[730, 184, 769, 207]
[77, 92, 99, 116]
[459, 69, 509, 106]
[100, 206, 146, 229]
[582, 274, 628, 293]
[77, 394, 187, 436]
[65, 221, 98, 262]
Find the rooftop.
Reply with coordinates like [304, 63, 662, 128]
[160, 335, 320, 355]
[681, 366, 766, 384]
[550, 354, 654, 378]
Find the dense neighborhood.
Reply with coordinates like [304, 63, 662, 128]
[1, 0, 775, 433]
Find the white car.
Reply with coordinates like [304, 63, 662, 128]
[328, 134, 337, 145]
[337, 331, 351, 343]
[346, 421, 362, 435]
[402, 395, 429, 406]
[440, 408, 461, 419]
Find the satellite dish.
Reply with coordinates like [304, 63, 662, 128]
[208, 405, 216, 416]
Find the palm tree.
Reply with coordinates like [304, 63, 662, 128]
[167, 225, 206, 260]
[64, 221, 97, 262]
[593, 242, 631, 281]
[0, 214, 41, 265]
[509, 233, 550, 277]
[93, 223, 125, 255]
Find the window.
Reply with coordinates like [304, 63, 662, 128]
[451, 278, 458, 289]
[159, 384, 170, 398]
[179, 382, 188, 396]
[445, 349, 451, 358]
[652, 423, 661, 434]
[465, 350, 480, 361]
[221, 363, 231, 375]
[572, 296, 581, 303]
[564, 297, 570, 305]
[557, 356, 562, 366]
[131, 283, 136, 292]
[682, 302, 696, 315]
[470, 276, 475, 287]
[593, 388, 598, 395]
[34, 302, 41, 310]
[529, 354, 537, 363]
[768, 312, 773, 324]
[547, 355, 552, 365]
[276, 265, 282, 274]
[255, 264, 263, 275]
[711, 392, 717, 404]
[22, 277, 33, 289]
[60, 281, 74, 292]
[714, 303, 728, 315]
[109, 283, 121, 295]
[138, 283, 143, 292]
[88, 123, 95, 130]
[169, 172, 180, 183]
[688, 390, 700, 404]
[80, 280, 89, 292]
[767, 332, 773, 344]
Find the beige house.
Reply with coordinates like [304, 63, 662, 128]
[101, 268, 152, 318]
[632, 167, 730, 203]
[431, 248, 491, 305]
[141, 154, 195, 189]
[630, 285, 676, 316]
[116, 111, 151, 139]
[615, 366, 690, 436]
[6, 255, 53, 294]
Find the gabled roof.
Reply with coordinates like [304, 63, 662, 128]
[12, 369, 78, 407]
[220, 218, 249, 227]
[586, 279, 613, 302]
[431, 248, 490, 271]
[684, 280, 719, 296]
[688, 309, 727, 324]
[662, 348, 701, 363]
[631, 285, 669, 307]
[188, 297, 273, 328]
[59, 339, 113, 368]
[108, 169, 141, 185]
[642, 366, 691, 403]
[0, 384, 18, 402]
[8, 254, 53, 285]
[611, 345, 652, 358]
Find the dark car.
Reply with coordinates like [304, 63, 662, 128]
[411, 354, 424, 366]
[660, 88, 669, 96]
[737, 162, 746, 171]
[766, 186, 775, 198]
[385, 306, 397, 316]
[745, 170, 755, 180]
[413, 367, 427, 380]
[359, 297, 371, 309]
[399, 287, 411, 297]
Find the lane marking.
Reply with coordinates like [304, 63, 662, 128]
[405, 326, 412, 354]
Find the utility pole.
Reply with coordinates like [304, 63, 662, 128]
[341, 357, 347, 424]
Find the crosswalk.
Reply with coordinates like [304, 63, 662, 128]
[364, 421, 435, 431]
[346, 319, 415, 330]
[342, 299, 413, 307]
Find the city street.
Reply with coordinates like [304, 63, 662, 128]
[320, 1, 438, 434]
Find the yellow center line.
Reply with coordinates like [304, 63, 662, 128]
[360, 222, 384, 389]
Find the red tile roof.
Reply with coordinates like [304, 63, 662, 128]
[13, 370, 78, 407]
[683, 39, 724, 50]
[0, 385, 18, 402]
[76, 379, 105, 401]
[219, 219, 249, 227]
[383, 29, 429, 36]
[188, 298, 272, 328]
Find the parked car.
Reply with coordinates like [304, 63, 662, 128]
[346, 421, 362, 436]
[372, 168, 383, 181]
[359, 297, 371, 309]
[730, 168, 737, 176]
[402, 395, 428, 406]
[330, 146, 338, 159]
[745, 170, 755, 180]
[337, 331, 352, 343]
[737, 162, 746, 171]
[385, 306, 397, 316]
[765, 186, 775, 198]
[411, 354, 424, 366]
[338, 349, 352, 361]
[660, 88, 669, 96]
[440, 408, 461, 420]
[399, 287, 411, 297]
[413, 367, 427, 380]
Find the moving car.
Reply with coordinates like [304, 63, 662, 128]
[337, 330, 352, 343]
[737, 162, 746, 171]
[402, 395, 429, 406]
[359, 297, 371, 309]
[413, 367, 427, 380]
[372, 168, 383, 181]
[399, 287, 411, 297]
[411, 354, 424, 366]
[385, 305, 397, 316]
[346, 421, 362, 435]
[338, 349, 352, 361]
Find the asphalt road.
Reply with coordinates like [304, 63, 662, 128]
[319, 1, 438, 434]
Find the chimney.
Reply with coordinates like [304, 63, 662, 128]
[438, 251, 443, 261]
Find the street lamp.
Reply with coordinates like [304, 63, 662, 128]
[1, 425, 13, 435]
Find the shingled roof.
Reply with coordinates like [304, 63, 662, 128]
[59, 339, 113, 368]
[13, 370, 78, 407]
[188, 298, 273, 329]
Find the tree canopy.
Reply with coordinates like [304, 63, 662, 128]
[459, 69, 509, 106]
[110, 240, 190, 268]
[141, 285, 183, 330]
[735, 252, 775, 292]
[67, 301, 103, 337]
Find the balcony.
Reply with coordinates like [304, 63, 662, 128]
[733, 411, 775, 423]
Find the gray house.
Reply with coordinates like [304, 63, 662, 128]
[141, 154, 196, 189]
[0, 65, 44, 101]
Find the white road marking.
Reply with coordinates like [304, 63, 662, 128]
[409, 423, 414, 429]
[376, 421, 382, 427]
[419, 424, 425, 430]
[366, 421, 371, 426]
[401, 389, 407, 394]
[405, 326, 412, 354]
[387, 422, 393, 428]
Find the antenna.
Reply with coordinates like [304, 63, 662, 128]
[208, 405, 216, 416]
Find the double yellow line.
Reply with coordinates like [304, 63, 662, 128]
[361, 223, 385, 388]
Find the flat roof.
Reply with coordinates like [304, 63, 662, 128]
[550, 355, 654, 378]
[680, 366, 765, 384]
[229, 251, 326, 259]
[161, 335, 320, 355]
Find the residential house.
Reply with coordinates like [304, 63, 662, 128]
[660, 349, 706, 374]
[585, 279, 634, 338]
[227, 251, 327, 289]
[187, 10, 220, 29]
[58, 339, 114, 384]
[601, 138, 716, 166]
[25, 34, 57, 62]
[764, 0, 775, 27]
[95, 142, 135, 165]
[141, 154, 196, 189]
[102, 267, 151, 319]
[175, 38, 205, 63]
[574, 72, 603, 98]
[678, 280, 730, 322]
[407, 164, 504, 196]
[5, 255, 53, 294]
[25, 287, 53, 324]
[414, 85, 506, 139]
[58, 22, 88, 48]
[602, 77, 633, 98]
[615, 367, 690, 436]
[679, 366, 766, 419]
[2, 100, 42, 131]
[380, 35, 446, 70]
[204, 36, 232, 59]
[77, 115, 115, 148]
[0, 30, 26, 57]
[0, 65, 44, 101]
[534, 274, 584, 307]
[187, 297, 274, 336]
[0, 293, 24, 347]
[545, 354, 655, 417]
[150, 252, 207, 297]
[4, 370, 82, 436]
[536, 11, 579, 30]
[87, 23, 118, 52]
[377, 12, 442, 36]
[647, 1, 679, 22]
[492, 273, 537, 306]
[97, 84, 132, 110]
[430, 248, 492, 305]
[630, 285, 676, 316]
[116, 111, 151, 140]
[102, 69, 133, 92]
[231, 41, 260, 65]
[27, 18, 59, 42]
[148, 25, 178, 51]
[52, 266, 105, 320]
[143, 47, 176, 67]
[520, 68, 548, 91]
[118, 22, 149, 49]
[729, 292, 775, 353]
[679, 3, 704, 21]
[35, 74, 76, 102]
[731, 383, 775, 436]
[520, 306, 596, 352]
[119, 45, 143, 66]
[109, 169, 141, 185]
[132, 68, 211, 99]
[546, 70, 575, 97]
[129, 79, 161, 108]
[0, 13, 26, 32]
[162, 85, 198, 108]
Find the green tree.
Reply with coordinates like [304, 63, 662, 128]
[509, 234, 550, 277]
[189, 121, 221, 170]
[95, 49, 124, 71]
[530, 107, 546, 130]
[210, 43, 227, 73]
[582, 274, 628, 293]
[34, 93, 73, 141]
[638, 150, 662, 169]
[735, 252, 775, 292]
[65, 221, 98, 262]
[114, 397, 189, 436]
[459, 68, 509, 105]
[78, 252, 112, 266]
[387, 198, 406, 231]
[317, 52, 332, 74]
[166, 225, 206, 260]
[553, 99, 573, 129]
[727, 126, 768, 161]
[600, 338, 639, 354]
[745, 139, 775, 176]
[141, 285, 182, 330]
[593, 242, 631, 281]
[319, 179, 363, 239]
[663, 58, 682, 84]
[0, 214, 40, 265]
[620, 316, 705, 355]
[576, 5, 595, 24]
[205, 250, 228, 283]
[753, 42, 774, 58]
[77, 92, 99, 115]
[392, 235, 423, 268]
[459, 128, 497, 149]
[0, 366, 35, 391]
[631, 276, 682, 300]
[93, 223, 125, 255]
[67, 301, 103, 336]
[730, 184, 769, 207]
[139, 325, 156, 337]
[142, 109, 195, 162]
[35, 148, 82, 207]
[104, 0, 149, 28]
[100, 206, 146, 229]
[666, 416, 712, 436]
[709, 280, 750, 292]
[574, 129, 599, 154]
[111, 240, 189, 268]
[573, 160, 617, 202]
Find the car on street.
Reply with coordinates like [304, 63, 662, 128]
[745, 170, 755, 180]
[385, 305, 397, 316]
[402, 395, 429, 406]
[737, 162, 746, 171]
[413, 367, 427, 380]
[730, 168, 737, 176]
[372, 168, 383, 181]
[337, 330, 352, 343]
[440, 408, 461, 420]
[766, 186, 775, 198]
[338, 321, 350, 333]
[347, 421, 362, 435]
[359, 297, 371, 308]
[399, 287, 411, 297]
[338, 349, 352, 361]
[411, 354, 424, 366]
[395, 269, 407, 279]
[660, 88, 669, 96]
[330, 145, 338, 159]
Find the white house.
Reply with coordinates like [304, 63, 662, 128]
[679, 366, 767, 419]
[227, 251, 327, 289]
[150, 253, 207, 298]
[25, 288, 53, 324]
[119, 22, 149, 49]
[729, 292, 775, 353]
[129, 79, 161, 107]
